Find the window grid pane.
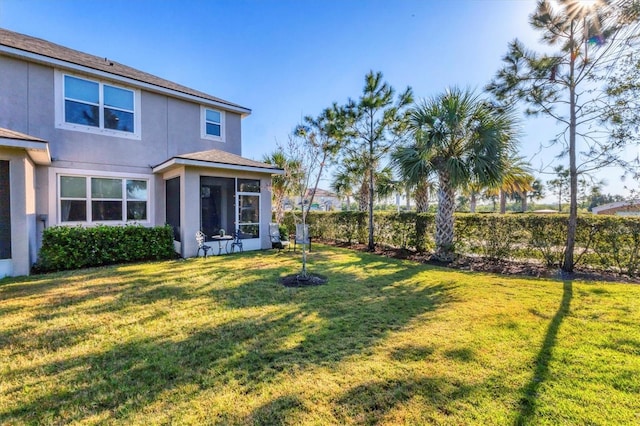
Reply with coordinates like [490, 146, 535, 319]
[92, 178, 122, 199]
[238, 179, 260, 193]
[239, 195, 260, 223]
[126, 180, 147, 200]
[64, 75, 99, 103]
[65, 101, 99, 127]
[127, 201, 147, 221]
[206, 123, 221, 137]
[104, 109, 134, 132]
[92, 201, 123, 221]
[104, 85, 134, 110]
[61, 200, 87, 222]
[206, 109, 221, 123]
[61, 176, 87, 198]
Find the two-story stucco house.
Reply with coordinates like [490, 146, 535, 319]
[0, 28, 281, 277]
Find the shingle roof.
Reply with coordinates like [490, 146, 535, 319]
[0, 28, 250, 114]
[152, 148, 283, 175]
[177, 149, 279, 170]
[0, 127, 46, 143]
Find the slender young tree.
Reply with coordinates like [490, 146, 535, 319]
[288, 105, 345, 277]
[342, 71, 413, 251]
[409, 88, 519, 261]
[548, 165, 570, 212]
[487, 0, 639, 273]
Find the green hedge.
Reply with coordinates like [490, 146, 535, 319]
[281, 211, 640, 275]
[34, 224, 176, 272]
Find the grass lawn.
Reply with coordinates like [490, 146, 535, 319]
[1, 245, 639, 425]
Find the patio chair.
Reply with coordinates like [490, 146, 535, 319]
[230, 229, 244, 253]
[293, 223, 311, 252]
[195, 230, 212, 258]
[269, 223, 290, 250]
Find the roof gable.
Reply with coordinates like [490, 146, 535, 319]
[0, 28, 250, 115]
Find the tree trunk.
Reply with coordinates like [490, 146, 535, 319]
[521, 191, 528, 212]
[367, 151, 375, 251]
[274, 191, 285, 223]
[558, 187, 562, 212]
[435, 171, 456, 262]
[563, 24, 578, 274]
[358, 179, 369, 212]
[414, 180, 429, 213]
[499, 189, 507, 214]
[406, 187, 411, 209]
[470, 191, 477, 213]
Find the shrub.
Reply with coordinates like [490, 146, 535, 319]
[284, 211, 640, 274]
[34, 224, 176, 272]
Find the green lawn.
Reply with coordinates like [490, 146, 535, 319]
[1, 245, 639, 425]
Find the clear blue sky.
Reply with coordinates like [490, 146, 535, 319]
[0, 0, 631, 198]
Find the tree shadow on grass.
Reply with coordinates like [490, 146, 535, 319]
[0, 249, 455, 424]
[516, 280, 573, 425]
[247, 395, 307, 426]
[333, 376, 476, 425]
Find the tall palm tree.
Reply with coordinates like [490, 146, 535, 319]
[409, 88, 519, 261]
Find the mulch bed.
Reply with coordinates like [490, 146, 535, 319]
[326, 241, 640, 284]
[279, 273, 328, 287]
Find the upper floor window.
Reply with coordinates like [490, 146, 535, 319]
[55, 71, 141, 139]
[201, 107, 225, 141]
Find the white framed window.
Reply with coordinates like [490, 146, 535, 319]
[201, 106, 225, 141]
[55, 71, 141, 139]
[59, 175, 149, 223]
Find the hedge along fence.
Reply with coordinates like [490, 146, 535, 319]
[281, 211, 640, 275]
[34, 224, 176, 273]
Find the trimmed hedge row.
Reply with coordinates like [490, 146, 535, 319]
[283, 212, 640, 275]
[35, 224, 176, 272]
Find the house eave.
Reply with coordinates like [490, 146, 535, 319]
[153, 157, 285, 175]
[0, 137, 51, 165]
[0, 44, 252, 117]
